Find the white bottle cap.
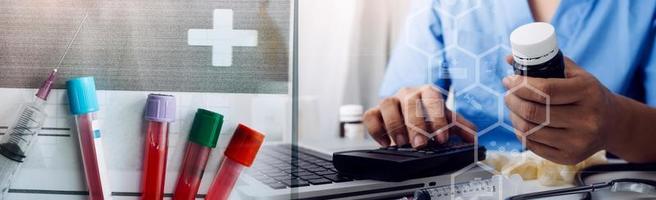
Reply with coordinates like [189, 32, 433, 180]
[510, 22, 559, 66]
[340, 105, 363, 122]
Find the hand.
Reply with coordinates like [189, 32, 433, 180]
[363, 85, 476, 149]
[503, 56, 619, 165]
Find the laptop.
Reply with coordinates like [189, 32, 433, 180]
[233, 2, 490, 199]
[234, 142, 492, 200]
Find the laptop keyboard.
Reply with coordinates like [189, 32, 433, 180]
[246, 145, 354, 189]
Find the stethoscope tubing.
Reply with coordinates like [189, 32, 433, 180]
[505, 163, 656, 200]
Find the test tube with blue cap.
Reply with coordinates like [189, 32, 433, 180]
[0, 69, 57, 199]
[67, 77, 113, 200]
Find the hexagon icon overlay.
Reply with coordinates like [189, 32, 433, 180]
[433, 0, 482, 18]
[402, 85, 456, 139]
[503, 79, 552, 136]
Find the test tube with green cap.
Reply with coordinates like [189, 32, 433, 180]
[173, 109, 224, 200]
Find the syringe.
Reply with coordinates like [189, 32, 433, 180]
[0, 69, 58, 199]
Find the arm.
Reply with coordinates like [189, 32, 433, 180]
[608, 95, 656, 163]
[379, 1, 450, 97]
[607, 17, 656, 163]
[365, 2, 477, 149]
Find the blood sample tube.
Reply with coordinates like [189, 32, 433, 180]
[140, 94, 176, 200]
[67, 77, 112, 200]
[205, 124, 265, 200]
[173, 109, 224, 200]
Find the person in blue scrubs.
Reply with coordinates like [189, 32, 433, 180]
[362, 0, 656, 164]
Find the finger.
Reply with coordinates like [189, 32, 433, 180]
[505, 93, 548, 126]
[504, 54, 586, 105]
[446, 110, 477, 143]
[505, 93, 577, 128]
[379, 97, 409, 146]
[419, 86, 450, 143]
[502, 75, 587, 105]
[525, 140, 564, 163]
[401, 91, 429, 148]
[363, 108, 391, 147]
[509, 112, 566, 149]
[505, 55, 513, 64]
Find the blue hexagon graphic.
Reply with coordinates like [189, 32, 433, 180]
[479, 45, 514, 92]
[454, 85, 503, 135]
[433, 0, 482, 18]
[429, 47, 477, 86]
[404, 7, 453, 56]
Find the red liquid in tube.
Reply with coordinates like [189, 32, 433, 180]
[173, 142, 211, 200]
[173, 109, 223, 200]
[205, 124, 265, 200]
[67, 77, 112, 200]
[140, 121, 170, 200]
[140, 94, 176, 200]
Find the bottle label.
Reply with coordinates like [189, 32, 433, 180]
[344, 123, 365, 140]
[513, 48, 559, 66]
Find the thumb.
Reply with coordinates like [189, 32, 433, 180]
[446, 110, 477, 143]
[505, 55, 514, 65]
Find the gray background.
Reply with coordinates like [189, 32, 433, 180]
[0, 0, 289, 94]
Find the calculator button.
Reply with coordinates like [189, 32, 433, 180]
[398, 148, 416, 152]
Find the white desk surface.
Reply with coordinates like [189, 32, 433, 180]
[298, 135, 580, 200]
[1, 88, 578, 200]
[0, 88, 290, 200]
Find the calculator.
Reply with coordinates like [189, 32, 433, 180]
[332, 140, 486, 182]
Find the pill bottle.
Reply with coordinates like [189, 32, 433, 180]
[510, 22, 566, 78]
[339, 105, 365, 140]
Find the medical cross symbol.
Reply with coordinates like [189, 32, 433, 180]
[188, 9, 259, 67]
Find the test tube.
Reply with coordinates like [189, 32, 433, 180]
[140, 94, 176, 200]
[0, 69, 57, 199]
[205, 124, 265, 200]
[173, 109, 224, 200]
[67, 77, 112, 200]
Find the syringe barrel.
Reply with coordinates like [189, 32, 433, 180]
[0, 99, 48, 199]
[0, 99, 47, 162]
[0, 152, 21, 199]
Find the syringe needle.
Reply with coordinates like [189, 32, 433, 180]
[56, 12, 89, 68]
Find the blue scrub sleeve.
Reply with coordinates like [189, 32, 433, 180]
[379, 1, 450, 98]
[644, 18, 656, 107]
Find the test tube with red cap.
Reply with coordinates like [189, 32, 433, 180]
[140, 94, 176, 200]
[205, 124, 266, 200]
[67, 77, 112, 200]
[173, 109, 224, 200]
